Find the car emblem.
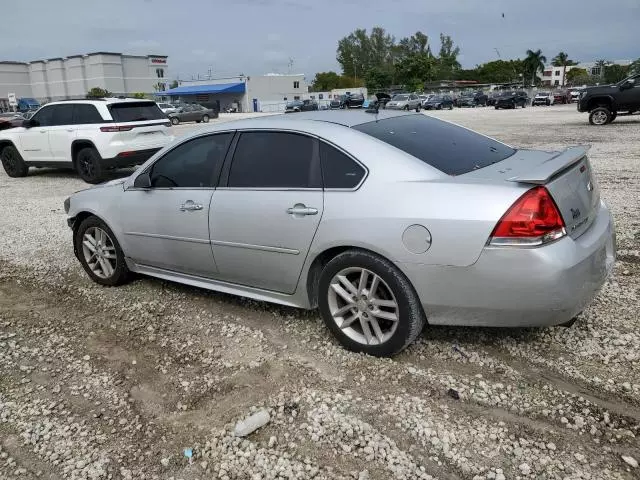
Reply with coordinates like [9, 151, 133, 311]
[586, 180, 593, 192]
[571, 208, 581, 220]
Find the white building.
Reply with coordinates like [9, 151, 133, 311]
[158, 74, 309, 113]
[541, 59, 632, 87]
[0, 52, 168, 110]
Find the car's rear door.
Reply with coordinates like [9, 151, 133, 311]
[120, 132, 234, 277]
[48, 104, 76, 162]
[209, 130, 324, 293]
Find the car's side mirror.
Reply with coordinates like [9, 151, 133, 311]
[22, 119, 36, 128]
[133, 172, 152, 189]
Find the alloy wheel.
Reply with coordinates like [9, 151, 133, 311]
[591, 110, 608, 125]
[78, 153, 95, 179]
[82, 227, 117, 279]
[327, 267, 399, 345]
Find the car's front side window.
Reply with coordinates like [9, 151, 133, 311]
[30, 106, 54, 127]
[149, 133, 233, 188]
[227, 131, 319, 189]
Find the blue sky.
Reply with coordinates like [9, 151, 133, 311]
[2, 0, 638, 81]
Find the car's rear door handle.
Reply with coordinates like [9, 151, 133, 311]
[287, 204, 318, 216]
[180, 201, 203, 212]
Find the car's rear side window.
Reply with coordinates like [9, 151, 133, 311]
[353, 115, 515, 176]
[108, 102, 165, 122]
[73, 104, 104, 124]
[320, 142, 366, 189]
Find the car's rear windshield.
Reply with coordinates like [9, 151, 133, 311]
[353, 114, 516, 176]
[108, 102, 165, 122]
[393, 95, 409, 100]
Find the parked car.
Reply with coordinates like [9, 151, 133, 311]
[168, 104, 217, 125]
[344, 93, 366, 108]
[0, 99, 173, 183]
[532, 92, 555, 106]
[577, 73, 640, 125]
[65, 110, 615, 357]
[0, 112, 26, 131]
[375, 92, 392, 109]
[486, 92, 502, 106]
[17, 97, 40, 113]
[495, 91, 529, 109]
[570, 89, 584, 103]
[285, 99, 319, 113]
[330, 95, 346, 109]
[553, 91, 571, 104]
[385, 94, 422, 111]
[457, 92, 487, 107]
[422, 95, 454, 110]
[157, 102, 178, 114]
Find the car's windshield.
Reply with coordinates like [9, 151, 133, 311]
[393, 94, 409, 100]
[353, 115, 515, 176]
[537, 92, 550, 96]
[429, 96, 444, 101]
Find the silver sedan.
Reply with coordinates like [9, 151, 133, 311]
[65, 110, 616, 356]
[384, 94, 422, 112]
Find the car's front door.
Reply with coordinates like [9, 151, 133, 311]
[210, 130, 324, 294]
[48, 104, 76, 162]
[617, 75, 640, 111]
[120, 132, 234, 277]
[18, 105, 54, 162]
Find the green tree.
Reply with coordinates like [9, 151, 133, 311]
[132, 92, 146, 99]
[594, 59, 610, 78]
[336, 27, 395, 80]
[630, 58, 640, 74]
[394, 54, 434, 87]
[566, 68, 589, 85]
[364, 67, 393, 91]
[169, 80, 179, 89]
[312, 71, 343, 91]
[604, 64, 629, 83]
[434, 34, 461, 79]
[86, 87, 111, 98]
[523, 49, 547, 86]
[474, 59, 525, 83]
[551, 52, 577, 87]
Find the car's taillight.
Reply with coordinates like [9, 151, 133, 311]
[100, 125, 133, 132]
[489, 186, 566, 247]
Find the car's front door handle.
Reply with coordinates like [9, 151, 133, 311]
[287, 204, 318, 216]
[180, 201, 203, 212]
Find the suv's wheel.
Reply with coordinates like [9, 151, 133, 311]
[171, 117, 180, 125]
[75, 147, 105, 184]
[318, 249, 426, 357]
[415, 105, 421, 112]
[74, 216, 130, 286]
[202, 114, 210, 123]
[589, 107, 612, 125]
[1, 145, 29, 178]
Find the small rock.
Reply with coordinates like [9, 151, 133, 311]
[547, 442, 557, 451]
[268, 436, 277, 448]
[160, 457, 170, 467]
[82, 355, 90, 361]
[519, 463, 531, 475]
[358, 471, 370, 480]
[622, 455, 638, 468]
[447, 388, 460, 400]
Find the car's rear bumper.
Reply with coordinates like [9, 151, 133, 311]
[101, 148, 162, 168]
[399, 201, 616, 327]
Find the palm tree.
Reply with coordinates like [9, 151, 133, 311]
[551, 51, 577, 87]
[594, 59, 610, 79]
[524, 49, 547, 86]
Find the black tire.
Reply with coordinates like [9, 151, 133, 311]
[510, 101, 516, 109]
[74, 215, 130, 287]
[495, 106, 499, 110]
[521, 102, 526, 108]
[415, 105, 421, 113]
[75, 147, 105, 184]
[202, 114, 210, 123]
[546, 100, 550, 106]
[589, 107, 612, 126]
[171, 117, 180, 125]
[404, 105, 410, 111]
[449, 104, 453, 110]
[1, 145, 29, 178]
[318, 249, 426, 357]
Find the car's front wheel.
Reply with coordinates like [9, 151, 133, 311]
[75, 147, 105, 184]
[202, 114, 210, 123]
[1, 145, 29, 178]
[318, 249, 426, 357]
[589, 107, 612, 125]
[171, 117, 180, 125]
[74, 216, 130, 286]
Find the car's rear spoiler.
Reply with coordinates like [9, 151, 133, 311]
[507, 146, 590, 185]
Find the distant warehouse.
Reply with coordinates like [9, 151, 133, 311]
[0, 52, 169, 110]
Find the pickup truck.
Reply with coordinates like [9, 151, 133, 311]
[577, 74, 640, 125]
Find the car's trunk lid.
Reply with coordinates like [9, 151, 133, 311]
[465, 146, 600, 239]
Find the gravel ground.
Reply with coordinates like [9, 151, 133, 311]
[0, 106, 639, 479]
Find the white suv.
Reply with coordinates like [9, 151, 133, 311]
[0, 98, 175, 183]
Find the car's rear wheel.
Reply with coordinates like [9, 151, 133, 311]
[202, 114, 210, 123]
[74, 216, 130, 286]
[404, 105, 410, 111]
[171, 117, 180, 125]
[318, 249, 426, 357]
[75, 147, 104, 184]
[589, 107, 612, 125]
[1, 145, 29, 178]
[449, 104, 453, 110]
[415, 104, 421, 112]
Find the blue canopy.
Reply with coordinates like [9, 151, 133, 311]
[156, 82, 245, 96]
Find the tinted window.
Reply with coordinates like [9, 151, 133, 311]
[73, 104, 104, 124]
[108, 102, 165, 122]
[150, 133, 233, 188]
[31, 106, 54, 127]
[320, 142, 365, 189]
[353, 115, 516, 176]
[228, 132, 317, 188]
[51, 105, 75, 126]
